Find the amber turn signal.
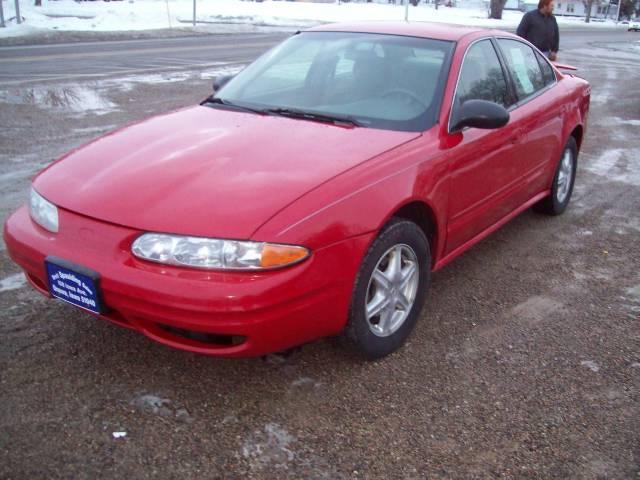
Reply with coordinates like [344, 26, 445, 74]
[260, 244, 310, 268]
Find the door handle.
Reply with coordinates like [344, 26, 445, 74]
[508, 128, 524, 144]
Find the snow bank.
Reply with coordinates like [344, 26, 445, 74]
[0, 0, 625, 38]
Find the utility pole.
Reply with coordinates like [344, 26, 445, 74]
[405, 0, 409, 20]
[615, 0, 622, 22]
[165, 0, 172, 28]
[15, 0, 22, 24]
[192, 0, 196, 26]
[0, 0, 5, 28]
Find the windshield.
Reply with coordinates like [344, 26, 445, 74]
[216, 31, 455, 132]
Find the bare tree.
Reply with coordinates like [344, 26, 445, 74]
[620, 0, 637, 19]
[489, 0, 508, 19]
[582, 0, 598, 22]
[35, 0, 42, 6]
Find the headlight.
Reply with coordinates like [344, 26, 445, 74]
[131, 233, 310, 270]
[29, 187, 59, 233]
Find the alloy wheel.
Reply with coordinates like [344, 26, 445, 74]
[556, 148, 574, 204]
[365, 244, 420, 337]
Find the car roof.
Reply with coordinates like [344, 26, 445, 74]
[307, 21, 507, 42]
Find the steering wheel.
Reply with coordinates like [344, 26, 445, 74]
[380, 88, 426, 108]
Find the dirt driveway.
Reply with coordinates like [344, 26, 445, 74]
[1, 31, 639, 479]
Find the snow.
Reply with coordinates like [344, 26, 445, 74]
[610, 117, 640, 127]
[0, 63, 245, 117]
[584, 148, 640, 187]
[0, 85, 116, 114]
[626, 284, 640, 301]
[131, 394, 173, 416]
[580, 360, 600, 372]
[73, 125, 118, 135]
[290, 376, 321, 389]
[592, 67, 618, 105]
[0, 0, 626, 38]
[0, 273, 27, 293]
[130, 393, 194, 422]
[242, 423, 296, 468]
[0, 166, 40, 183]
[115, 63, 244, 90]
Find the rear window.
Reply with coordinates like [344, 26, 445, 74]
[535, 50, 556, 86]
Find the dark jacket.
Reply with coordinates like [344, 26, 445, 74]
[516, 10, 559, 53]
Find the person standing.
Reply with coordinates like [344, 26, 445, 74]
[516, 0, 559, 61]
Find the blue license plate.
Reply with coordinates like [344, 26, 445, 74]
[45, 257, 103, 314]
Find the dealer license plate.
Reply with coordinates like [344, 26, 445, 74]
[45, 257, 103, 314]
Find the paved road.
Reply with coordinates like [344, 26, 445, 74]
[1, 27, 639, 480]
[0, 27, 634, 86]
[0, 32, 289, 86]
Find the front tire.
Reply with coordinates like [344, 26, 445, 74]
[534, 136, 578, 216]
[345, 218, 430, 360]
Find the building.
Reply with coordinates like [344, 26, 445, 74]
[523, 0, 622, 18]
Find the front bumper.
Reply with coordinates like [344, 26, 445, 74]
[4, 206, 372, 357]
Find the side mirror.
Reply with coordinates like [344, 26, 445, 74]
[213, 75, 234, 93]
[450, 99, 509, 132]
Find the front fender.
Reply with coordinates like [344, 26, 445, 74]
[251, 131, 450, 262]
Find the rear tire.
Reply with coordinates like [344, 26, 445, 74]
[345, 218, 430, 360]
[534, 136, 578, 216]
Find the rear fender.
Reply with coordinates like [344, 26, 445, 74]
[560, 79, 590, 156]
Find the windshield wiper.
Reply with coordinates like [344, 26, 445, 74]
[204, 100, 362, 126]
[203, 97, 266, 115]
[265, 108, 361, 127]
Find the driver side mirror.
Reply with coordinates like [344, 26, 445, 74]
[450, 99, 509, 132]
[213, 75, 234, 93]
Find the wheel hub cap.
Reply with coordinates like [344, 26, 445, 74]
[556, 148, 573, 204]
[365, 244, 420, 337]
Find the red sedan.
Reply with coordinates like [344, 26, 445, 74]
[4, 22, 590, 359]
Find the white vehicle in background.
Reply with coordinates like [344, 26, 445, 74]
[629, 20, 640, 31]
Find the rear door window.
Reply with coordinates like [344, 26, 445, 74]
[497, 39, 545, 99]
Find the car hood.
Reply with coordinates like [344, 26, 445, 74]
[34, 106, 419, 239]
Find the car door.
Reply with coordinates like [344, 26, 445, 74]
[495, 38, 563, 202]
[443, 39, 525, 256]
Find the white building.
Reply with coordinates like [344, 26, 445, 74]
[523, 0, 620, 18]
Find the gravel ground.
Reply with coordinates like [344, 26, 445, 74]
[1, 32, 639, 479]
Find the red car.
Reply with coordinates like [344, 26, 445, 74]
[4, 22, 590, 359]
